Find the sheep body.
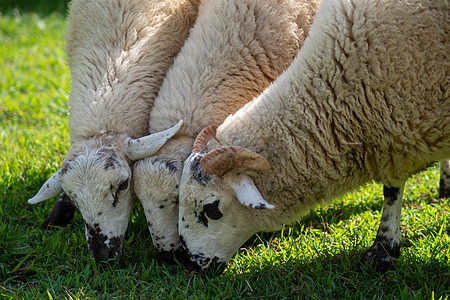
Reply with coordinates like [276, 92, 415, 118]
[178, 0, 450, 271]
[133, 0, 319, 258]
[28, 0, 200, 260]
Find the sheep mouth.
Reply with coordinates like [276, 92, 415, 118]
[85, 222, 124, 261]
[178, 235, 226, 274]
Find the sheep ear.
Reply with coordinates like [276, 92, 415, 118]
[28, 173, 63, 204]
[200, 146, 270, 177]
[227, 173, 274, 209]
[125, 120, 183, 161]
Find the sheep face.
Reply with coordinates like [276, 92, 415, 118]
[28, 121, 183, 260]
[179, 152, 273, 272]
[59, 145, 133, 261]
[133, 155, 183, 262]
[133, 135, 193, 263]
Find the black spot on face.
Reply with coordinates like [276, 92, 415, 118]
[151, 158, 179, 173]
[60, 160, 73, 176]
[159, 205, 165, 209]
[112, 192, 119, 207]
[203, 200, 223, 220]
[104, 155, 118, 170]
[197, 211, 208, 227]
[178, 236, 226, 273]
[84, 221, 123, 261]
[190, 154, 212, 186]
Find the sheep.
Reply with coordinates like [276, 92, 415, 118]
[27, 0, 201, 261]
[178, 0, 449, 272]
[132, 0, 319, 262]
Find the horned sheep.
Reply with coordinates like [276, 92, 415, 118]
[178, 0, 449, 272]
[27, 0, 201, 261]
[133, 0, 319, 262]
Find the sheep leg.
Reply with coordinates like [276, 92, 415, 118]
[41, 192, 76, 229]
[439, 160, 450, 198]
[361, 183, 404, 272]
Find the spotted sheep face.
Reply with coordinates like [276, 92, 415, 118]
[133, 156, 184, 262]
[60, 146, 133, 261]
[28, 121, 184, 261]
[179, 141, 274, 272]
[178, 153, 251, 271]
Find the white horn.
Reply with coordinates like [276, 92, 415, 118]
[227, 173, 274, 209]
[125, 120, 183, 161]
[28, 173, 63, 204]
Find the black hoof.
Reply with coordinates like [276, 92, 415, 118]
[360, 239, 400, 273]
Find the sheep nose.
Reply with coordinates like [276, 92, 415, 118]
[87, 234, 123, 261]
[156, 249, 177, 265]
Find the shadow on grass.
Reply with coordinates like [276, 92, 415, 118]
[0, 0, 71, 16]
[218, 249, 450, 299]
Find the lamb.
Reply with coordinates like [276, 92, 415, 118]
[178, 0, 449, 272]
[133, 0, 319, 261]
[27, 0, 201, 261]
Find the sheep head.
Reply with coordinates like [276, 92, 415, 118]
[178, 125, 273, 272]
[28, 121, 182, 261]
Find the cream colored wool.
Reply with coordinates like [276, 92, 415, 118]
[29, 0, 200, 260]
[178, 0, 449, 270]
[133, 0, 319, 256]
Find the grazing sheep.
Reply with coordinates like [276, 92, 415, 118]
[133, 0, 319, 261]
[178, 0, 449, 272]
[27, 0, 201, 261]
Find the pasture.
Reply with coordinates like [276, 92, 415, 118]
[0, 3, 449, 299]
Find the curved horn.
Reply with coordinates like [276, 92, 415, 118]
[192, 124, 219, 153]
[200, 146, 270, 177]
[125, 120, 183, 161]
[28, 173, 63, 204]
[227, 173, 274, 209]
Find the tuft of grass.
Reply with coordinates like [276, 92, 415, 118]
[1, 8, 449, 300]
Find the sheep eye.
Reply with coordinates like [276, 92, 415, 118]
[117, 180, 129, 192]
[203, 200, 223, 220]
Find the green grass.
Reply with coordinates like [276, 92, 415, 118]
[1, 9, 449, 300]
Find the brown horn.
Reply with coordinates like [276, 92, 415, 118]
[200, 146, 270, 177]
[192, 124, 220, 153]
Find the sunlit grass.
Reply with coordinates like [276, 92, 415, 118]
[1, 9, 448, 299]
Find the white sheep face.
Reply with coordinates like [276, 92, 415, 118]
[133, 156, 183, 261]
[59, 145, 133, 261]
[178, 153, 262, 272]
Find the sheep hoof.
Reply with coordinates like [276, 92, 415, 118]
[360, 239, 400, 273]
[41, 192, 76, 230]
[439, 182, 450, 199]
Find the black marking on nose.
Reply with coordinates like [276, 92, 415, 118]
[190, 154, 212, 186]
[85, 222, 123, 261]
[203, 200, 223, 220]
